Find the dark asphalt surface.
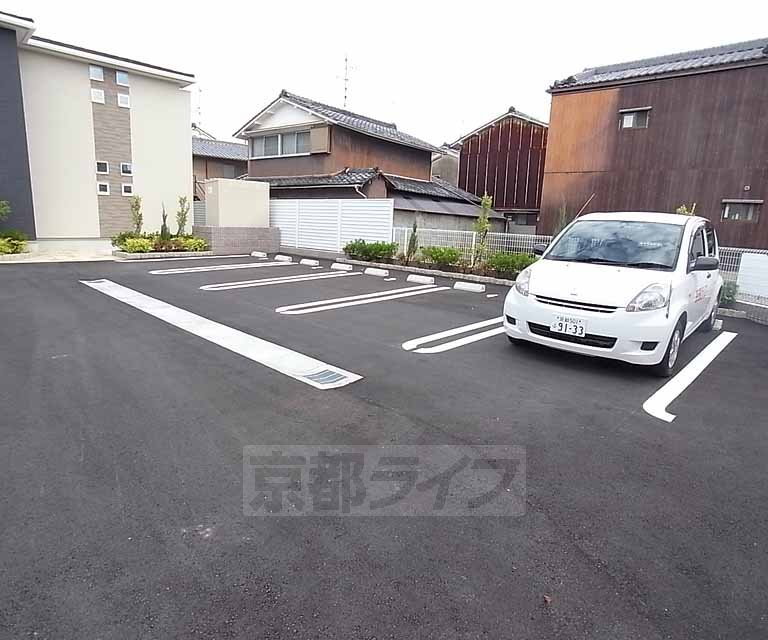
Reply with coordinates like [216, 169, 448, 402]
[1, 256, 766, 639]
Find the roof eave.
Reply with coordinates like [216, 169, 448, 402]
[549, 57, 768, 94]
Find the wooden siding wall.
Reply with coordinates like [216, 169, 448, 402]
[540, 65, 768, 248]
[248, 126, 432, 181]
[458, 115, 548, 212]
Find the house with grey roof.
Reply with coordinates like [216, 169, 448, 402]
[192, 135, 248, 200]
[234, 90, 504, 231]
[540, 37, 768, 248]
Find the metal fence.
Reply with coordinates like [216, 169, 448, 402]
[393, 227, 768, 324]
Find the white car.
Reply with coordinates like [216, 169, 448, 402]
[503, 212, 723, 376]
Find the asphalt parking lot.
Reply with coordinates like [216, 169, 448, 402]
[1, 254, 766, 638]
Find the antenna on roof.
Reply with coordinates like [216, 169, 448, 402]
[344, 54, 349, 107]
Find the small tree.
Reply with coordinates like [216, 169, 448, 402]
[676, 203, 697, 216]
[0, 200, 10, 222]
[160, 203, 171, 241]
[472, 193, 492, 267]
[405, 220, 419, 264]
[176, 195, 190, 236]
[130, 196, 143, 234]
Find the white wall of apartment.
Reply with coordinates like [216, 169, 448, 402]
[130, 74, 192, 233]
[19, 49, 101, 238]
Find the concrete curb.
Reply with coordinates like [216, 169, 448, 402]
[454, 281, 486, 293]
[0, 252, 32, 262]
[718, 308, 747, 319]
[364, 267, 389, 277]
[338, 258, 517, 287]
[112, 250, 214, 260]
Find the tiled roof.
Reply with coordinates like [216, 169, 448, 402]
[382, 174, 481, 203]
[452, 108, 548, 146]
[246, 168, 379, 188]
[552, 38, 768, 90]
[192, 137, 248, 161]
[272, 91, 441, 153]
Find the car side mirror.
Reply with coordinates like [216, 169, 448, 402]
[692, 256, 719, 271]
[533, 243, 547, 256]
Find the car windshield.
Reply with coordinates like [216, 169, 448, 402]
[544, 220, 684, 270]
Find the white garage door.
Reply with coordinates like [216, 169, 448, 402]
[270, 199, 393, 252]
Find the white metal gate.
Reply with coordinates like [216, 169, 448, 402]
[269, 199, 394, 252]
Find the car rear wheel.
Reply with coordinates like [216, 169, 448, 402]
[700, 299, 718, 333]
[651, 320, 684, 377]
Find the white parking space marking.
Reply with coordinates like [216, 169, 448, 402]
[414, 327, 507, 354]
[200, 271, 360, 291]
[149, 261, 296, 275]
[117, 254, 250, 263]
[486, 294, 499, 299]
[81, 279, 362, 390]
[276, 284, 449, 315]
[384, 277, 397, 281]
[403, 317, 504, 353]
[643, 331, 738, 422]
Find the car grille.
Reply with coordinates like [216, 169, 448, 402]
[527, 322, 617, 349]
[535, 295, 618, 314]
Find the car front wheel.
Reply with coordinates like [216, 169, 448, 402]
[651, 321, 684, 378]
[700, 299, 718, 333]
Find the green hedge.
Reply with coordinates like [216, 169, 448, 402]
[421, 246, 461, 267]
[343, 239, 398, 261]
[485, 252, 536, 277]
[0, 229, 28, 254]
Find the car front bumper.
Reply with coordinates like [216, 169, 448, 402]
[503, 289, 676, 366]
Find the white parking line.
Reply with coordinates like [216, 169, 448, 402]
[642, 331, 738, 422]
[81, 279, 362, 390]
[149, 261, 297, 275]
[276, 284, 449, 315]
[403, 317, 504, 353]
[200, 271, 360, 291]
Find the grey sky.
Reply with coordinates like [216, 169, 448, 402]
[12, 1, 768, 145]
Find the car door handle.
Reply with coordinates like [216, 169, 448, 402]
[706, 273, 712, 279]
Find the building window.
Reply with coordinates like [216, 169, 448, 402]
[97, 182, 110, 195]
[249, 131, 311, 158]
[89, 65, 104, 81]
[116, 70, 130, 87]
[91, 88, 105, 104]
[722, 201, 761, 222]
[118, 93, 131, 109]
[619, 108, 650, 129]
[120, 162, 133, 176]
[96, 161, 109, 174]
[121, 184, 134, 197]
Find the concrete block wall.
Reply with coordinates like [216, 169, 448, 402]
[193, 225, 280, 254]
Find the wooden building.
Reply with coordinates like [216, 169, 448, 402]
[452, 108, 548, 231]
[540, 38, 768, 248]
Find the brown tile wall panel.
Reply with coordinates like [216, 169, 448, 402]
[92, 67, 132, 238]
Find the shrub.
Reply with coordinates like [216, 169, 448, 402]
[421, 246, 462, 267]
[486, 252, 536, 277]
[160, 203, 171, 242]
[720, 281, 739, 307]
[0, 200, 10, 222]
[176, 196, 190, 236]
[0, 229, 28, 254]
[130, 196, 143, 234]
[111, 230, 140, 249]
[405, 221, 419, 264]
[178, 236, 208, 251]
[343, 239, 397, 262]
[123, 237, 154, 253]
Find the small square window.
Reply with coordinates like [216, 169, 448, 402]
[121, 184, 134, 197]
[120, 162, 133, 176]
[722, 202, 760, 223]
[96, 161, 109, 174]
[619, 109, 649, 129]
[91, 88, 105, 104]
[89, 65, 104, 81]
[118, 94, 130, 109]
[116, 70, 130, 87]
[97, 182, 110, 195]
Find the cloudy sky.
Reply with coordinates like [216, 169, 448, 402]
[11, 1, 768, 144]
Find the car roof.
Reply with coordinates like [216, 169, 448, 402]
[576, 211, 704, 226]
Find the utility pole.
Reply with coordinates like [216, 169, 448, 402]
[343, 54, 349, 107]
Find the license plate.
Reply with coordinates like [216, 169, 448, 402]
[550, 315, 587, 337]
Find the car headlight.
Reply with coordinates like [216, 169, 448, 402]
[515, 268, 531, 297]
[626, 283, 669, 312]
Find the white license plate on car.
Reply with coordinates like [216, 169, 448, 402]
[550, 315, 587, 337]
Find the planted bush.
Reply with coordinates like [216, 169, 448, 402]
[343, 239, 397, 261]
[177, 236, 208, 251]
[720, 281, 739, 307]
[421, 246, 461, 267]
[123, 237, 154, 253]
[0, 229, 28, 254]
[485, 252, 536, 277]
